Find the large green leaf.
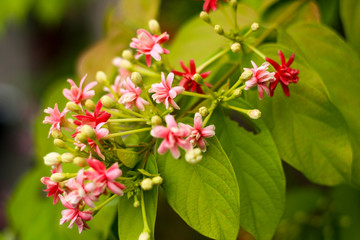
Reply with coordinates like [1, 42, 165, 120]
[118, 154, 158, 240]
[340, 0, 360, 55]
[248, 44, 352, 186]
[211, 105, 285, 240]
[157, 137, 240, 240]
[277, 23, 360, 186]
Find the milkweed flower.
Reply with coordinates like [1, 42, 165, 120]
[182, 113, 215, 152]
[151, 115, 192, 159]
[172, 59, 211, 93]
[266, 50, 299, 97]
[119, 77, 149, 111]
[130, 29, 169, 67]
[85, 158, 126, 196]
[63, 74, 97, 106]
[59, 195, 93, 234]
[43, 104, 68, 137]
[149, 72, 184, 109]
[243, 61, 276, 99]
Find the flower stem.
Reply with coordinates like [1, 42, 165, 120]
[243, 42, 266, 60]
[181, 91, 212, 99]
[203, 100, 218, 127]
[132, 65, 160, 78]
[104, 128, 151, 139]
[116, 104, 145, 118]
[91, 194, 118, 215]
[140, 190, 151, 232]
[197, 48, 230, 73]
[225, 104, 250, 115]
[103, 109, 133, 118]
[108, 118, 147, 123]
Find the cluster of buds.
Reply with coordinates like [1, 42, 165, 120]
[41, 10, 299, 236]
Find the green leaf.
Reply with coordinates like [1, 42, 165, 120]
[116, 149, 139, 168]
[118, 154, 158, 240]
[249, 44, 353, 186]
[157, 137, 240, 240]
[277, 23, 360, 186]
[211, 105, 285, 240]
[340, 0, 360, 55]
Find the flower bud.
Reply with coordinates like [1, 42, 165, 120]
[151, 115, 162, 126]
[61, 153, 74, 163]
[249, 109, 261, 119]
[122, 50, 133, 61]
[139, 232, 150, 240]
[131, 72, 143, 86]
[185, 148, 203, 164]
[230, 0, 237, 8]
[251, 22, 260, 32]
[51, 129, 63, 139]
[50, 173, 65, 182]
[96, 71, 108, 85]
[167, 106, 174, 113]
[66, 101, 81, 113]
[101, 95, 116, 108]
[73, 157, 87, 167]
[233, 88, 242, 97]
[44, 152, 61, 166]
[193, 73, 203, 84]
[240, 69, 253, 81]
[76, 133, 88, 143]
[214, 25, 224, 35]
[133, 200, 140, 208]
[141, 178, 153, 191]
[231, 42, 241, 53]
[120, 59, 132, 70]
[85, 99, 95, 111]
[81, 125, 96, 139]
[148, 19, 161, 35]
[54, 139, 66, 148]
[200, 11, 210, 23]
[199, 106, 209, 117]
[152, 176, 163, 185]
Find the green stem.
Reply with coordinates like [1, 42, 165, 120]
[197, 48, 230, 73]
[105, 128, 151, 139]
[226, 104, 250, 115]
[140, 190, 151, 232]
[103, 109, 132, 118]
[132, 65, 160, 78]
[91, 194, 118, 215]
[203, 100, 218, 127]
[212, 63, 240, 90]
[232, 2, 238, 32]
[243, 42, 266, 60]
[108, 118, 147, 123]
[226, 82, 246, 96]
[181, 91, 212, 99]
[116, 104, 145, 118]
[105, 83, 119, 102]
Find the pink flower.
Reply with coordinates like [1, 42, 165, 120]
[104, 76, 125, 98]
[151, 115, 192, 159]
[85, 158, 126, 196]
[59, 195, 93, 234]
[172, 59, 212, 93]
[149, 72, 184, 110]
[266, 50, 299, 97]
[63, 74, 97, 106]
[74, 101, 111, 127]
[130, 29, 169, 67]
[244, 61, 276, 99]
[41, 167, 64, 205]
[43, 103, 68, 137]
[119, 77, 149, 111]
[112, 57, 131, 80]
[65, 169, 99, 208]
[75, 123, 109, 160]
[203, 0, 226, 13]
[183, 113, 215, 152]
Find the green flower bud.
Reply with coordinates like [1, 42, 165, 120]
[152, 176, 163, 185]
[73, 157, 87, 167]
[231, 42, 241, 53]
[122, 50, 133, 61]
[66, 101, 81, 113]
[61, 153, 74, 163]
[50, 173, 65, 182]
[101, 95, 116, 108]
[233, 88, 242, 97]
[148, 19, 161, 35]
[240, 69, 253, 81]
[193, 73, 203, 84]
[44, 152, 61, 166]
[199, 106, 209, 117]
[120, 59, 132, 70]
[251, 22, 260, 32]
[214, 25, 224, 35]
[96, 71, 108, 85]
[85, 99, 95, 111]
[51, 129, 63, 139]
[133, 200, 140, 208]
[131, 72, 143, 86]
[139, 232, 150, 240]
[81, 125, 96, 139]
[141, 178, 153, 191]
[151, 115, 162, 126]
[249, 109, 261, 119]
[200, 11, 210, 23]
[185, 148, 203, 164]
[230, 0, 237, 8]
[54, 139, 66, 148]
[76, 133, 88, 143]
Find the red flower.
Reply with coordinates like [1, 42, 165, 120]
[172, 59, 211, 93]
[203, 0, 226, 13]
[265, 50, 299, 97]
[41, 166, 64, 205]
[74, 101, 111, 127]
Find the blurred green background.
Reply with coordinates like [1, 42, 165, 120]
[1, 0, 359, 239]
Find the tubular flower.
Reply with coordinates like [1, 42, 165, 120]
[149, 72, 184, 109]
[119, 77, 149, 111]
[59, 195, 93, 234]
[63, 74, 97, 106]
[75, 123, 109, 160]
[85, 158, 126, 196]
[203, 0, 226, 13]
[243, 61, 276, 99]
[265, 50, 299, 97]
[74, 101, 111, 127]
[172, 59, 212, 93]
[40, 167, 64, 205]
[151, 115, 192, 159]
[43, 103, 68, 137]
[65, 169, 99, 208]
[182, 113, 215, 152]
[130, 29, 169, 67]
